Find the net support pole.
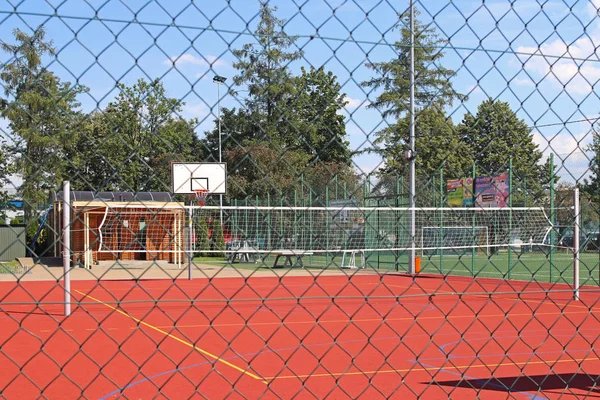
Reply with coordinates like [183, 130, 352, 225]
[471, 163, 476, 276]
[508, 159, 513, 279]
[408, 0, 416, 275]
[62, 180, 71, 317]
[439, 166, 444, 273]
[573, 187, 580, 301]
[188, 206, 193, 281]
[549, 153, 555, 282]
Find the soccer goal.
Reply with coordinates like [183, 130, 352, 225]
[93, 203, 186, 266]
[421, 226, 489, 256]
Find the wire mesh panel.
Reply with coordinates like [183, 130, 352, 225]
[0, 0, 600, 399]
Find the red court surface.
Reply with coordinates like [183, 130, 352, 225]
[1, 273, 599, 399]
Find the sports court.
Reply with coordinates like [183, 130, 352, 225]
[1, 269, 599, 399]
[1, 0, 600, 398]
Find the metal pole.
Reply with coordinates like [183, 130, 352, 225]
[573, 187, 580, 301]
[408, 0, 416, 275]
[217, 82, 224, 226]
[62, 181, 71, 317]
[188, 204, 193, 280]
[549, 153, 555, 282]
[508, 159, 513, 279]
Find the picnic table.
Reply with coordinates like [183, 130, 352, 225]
[269, 250, 314, 268]
[227, 240, 262, 264]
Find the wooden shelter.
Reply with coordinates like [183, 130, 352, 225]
[49, 191, 186, 268]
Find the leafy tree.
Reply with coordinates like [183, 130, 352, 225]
[68, 79, 199, 192]
[377, 107, 472, 178]
[0, 27, 85, 240]
[201, 107, 262, 163]
[290, 66, 350, 163]
[459, 98, 545, 200]
[226, 142, 312, 199]
[360, 10, 465, 192]
[210, 219, 225, 257]
[584, 128, 600, 204]
[194, 217, 210, 257]
[232, 1, 302, 142]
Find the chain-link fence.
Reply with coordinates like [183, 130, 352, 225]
[1, 0, 600, 398]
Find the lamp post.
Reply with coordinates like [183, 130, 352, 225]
[213, 75, 227, 225]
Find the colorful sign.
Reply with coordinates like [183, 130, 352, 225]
[447, 178, 473, 207]
[474, 172, 510, 207]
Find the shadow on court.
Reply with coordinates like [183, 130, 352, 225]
[431, 373, 600, 396]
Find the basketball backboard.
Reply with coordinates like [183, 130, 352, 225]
[171, 162, 227, 194]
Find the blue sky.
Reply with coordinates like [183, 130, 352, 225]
[1, 0, 599, 184]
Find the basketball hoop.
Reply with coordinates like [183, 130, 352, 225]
[194, 189, 208, 206]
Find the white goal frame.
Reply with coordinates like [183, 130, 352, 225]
[421, 226, 490, 255]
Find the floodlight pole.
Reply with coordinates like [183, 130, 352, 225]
[213, 75, 227, 225]
[408, 1, 416, 275]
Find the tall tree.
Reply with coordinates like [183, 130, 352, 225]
[459, 98, 545, 199]
[360, 10, 465, 187]
[0, 27, 84, 237]
[377, 107, 472, 178]
[232, 1, 302, 142]
[290, 66, 350, 163]
[584, 127, 600, 205]
[67, 79, 199, 192]
[361, 9, 464, 119]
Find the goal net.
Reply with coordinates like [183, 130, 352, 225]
[93, 205, 186, 263]
[189, 206, 553, 257]
[422, 226, 489, 256]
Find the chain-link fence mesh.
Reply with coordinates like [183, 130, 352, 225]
[1, 0, 600, 398]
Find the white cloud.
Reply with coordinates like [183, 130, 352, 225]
[164, 54, 228, 69]
[344, 96, 364, 109]
[466, 84, 484, 95]
[587, 0, 600, 18]
[532, 129, 591, 157]
[512, 78, 535, 87]
[532, 130, 593, 182]
[182, 103, 209, 119]
[516, 32, 600, 95]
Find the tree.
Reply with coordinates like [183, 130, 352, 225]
[361, 9, 464, 119]
[225, 142, 312, 200]
[210, 218, 225, 257]
[68, 79, 199, 192]
[459, 98, 545, 199]
[201, 107, 262, 163]
[194, 217, 210, 257]
[377, 107, 472, 178]
[584, 128, 600, 204]
[290, 66, 350, 163]
[232, 1, 302, 142]
[0, 27, 85, 239]
[360, 10, 465, 190]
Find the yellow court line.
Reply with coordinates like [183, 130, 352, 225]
[73, 289, 267, 384]
[264, 356, 600, 380]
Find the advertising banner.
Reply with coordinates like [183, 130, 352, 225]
[447, 178, 473, 206]
[475, 172, 509, 207]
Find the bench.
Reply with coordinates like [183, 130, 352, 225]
[227, 244, 262, 264]
[268, 250, 314, 269]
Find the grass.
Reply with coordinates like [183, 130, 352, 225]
[193, 249, 600, 286]
[0, 260, 24, 274]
